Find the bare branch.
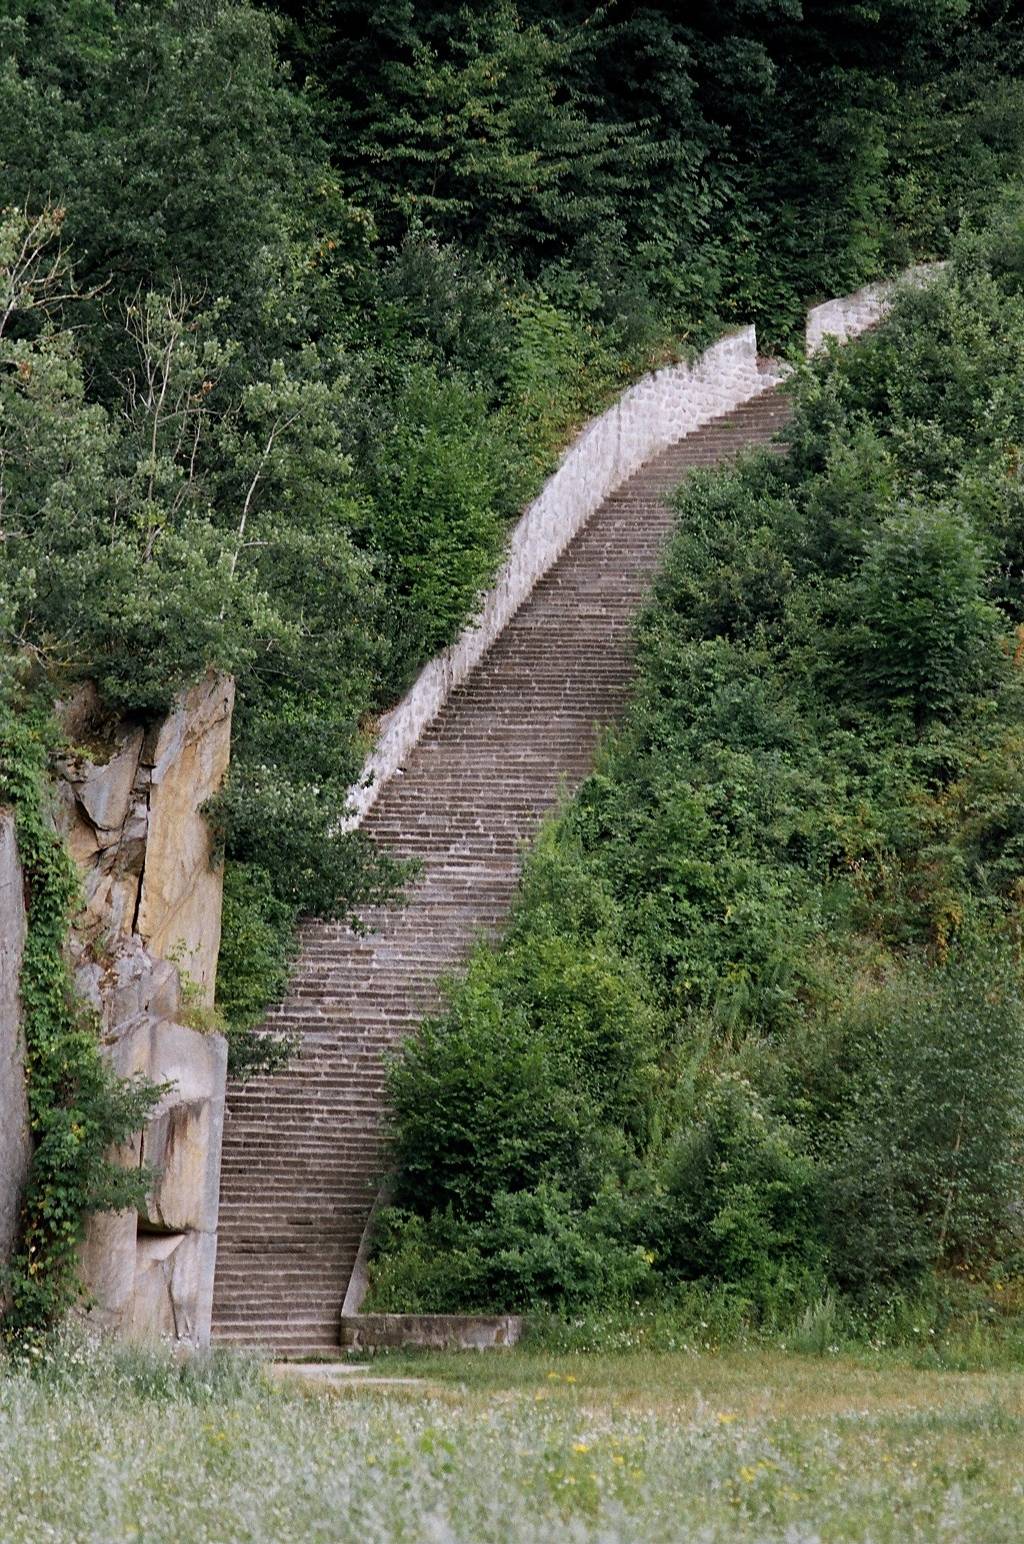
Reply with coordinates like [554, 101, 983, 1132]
[228, 410, 301, 581]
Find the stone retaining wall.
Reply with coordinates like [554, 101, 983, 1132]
[340, 1313, 524, 1351]
[805, 263, 940, 354]
[347, 265, 938, 829]
[348, 327, 785, 824]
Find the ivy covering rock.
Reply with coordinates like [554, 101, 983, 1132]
[0, 699, 160, 1347]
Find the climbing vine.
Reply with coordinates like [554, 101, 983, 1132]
[0, 696, 159, 1349]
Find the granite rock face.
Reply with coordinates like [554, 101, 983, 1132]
[55, 672, 234, 1009]
[137, 673, 234, 1008]
[130, 1229, 219, 1344]
[79, 996, 227, 1349]
[50, 673, 233, 1350]
[0, 811, 30, 1295]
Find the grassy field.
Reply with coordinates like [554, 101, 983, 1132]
[3, 1338, 1024, 1542]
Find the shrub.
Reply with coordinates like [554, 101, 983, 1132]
[214, 862, 300, 1080]
[361, 367, 517, 694]
[368, 1187, 655, 1314]
[826, 952, 1024, 1298]
[387, 913, 665, 1223]
[209, 770, 407, 925]
[651, 1073, 828, 1315]
[844, 502, 1003, 721]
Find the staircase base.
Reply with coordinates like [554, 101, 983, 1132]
[340, 1313, 524, 1352]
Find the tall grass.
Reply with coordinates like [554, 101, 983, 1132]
[4, 1330, 1024, 1542]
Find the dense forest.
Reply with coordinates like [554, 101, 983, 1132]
[4, 0, 1024, 1039]
[2, 0, 1024, 1335]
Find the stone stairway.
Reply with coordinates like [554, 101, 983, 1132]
[211, 381, 792, 1355]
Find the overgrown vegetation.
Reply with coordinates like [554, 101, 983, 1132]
[2, 0, 1024, 1340]
[371, 220, 1024, 1323]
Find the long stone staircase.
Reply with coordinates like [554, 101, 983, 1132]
[211, 381, 792, 1355]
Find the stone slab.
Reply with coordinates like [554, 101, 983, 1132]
[79, 1209, 138, 1326]
[129, 1228, 218, 1346]
[141, 1097, 221, 1234]
[108, 1014, 227, 1111]
[76, 727, 144, 833]
[81, 1012, 226, 1348]
[340, 1314, 524, 1351]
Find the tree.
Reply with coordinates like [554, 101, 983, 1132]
[277, 1, 651, 266]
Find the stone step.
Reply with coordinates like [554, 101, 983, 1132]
[212, 384, 792, 1348]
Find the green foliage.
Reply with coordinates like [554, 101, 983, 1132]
[0, 698, 160, 1347]
[0, 0, 333, 374]
[372, 226, 1024, 1319]
[361, 367, 511, 691]
[209, 769, 406, 924]
[215, 862, 299, 1080]
[826, 952, 1024, 1298]
[387, 833, 666, 1225]
[284, 2, 648, 265]
[499, 295, 612, 471]
[651, 1073, 827, 1316]
[287, 0, 1024, 342]
[370, 1187, 654, 1315]
[844, 503, 1003, 720]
